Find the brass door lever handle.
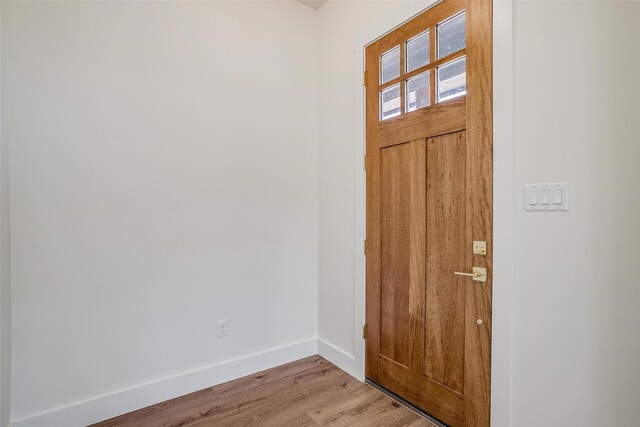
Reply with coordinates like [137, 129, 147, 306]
[454, 267, 487, 282]
[454, 271, 482, 278]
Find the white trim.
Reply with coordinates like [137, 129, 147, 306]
[11, 339, 317, 427]
[353, 39, 367, 385]
[491, 1, 515, 426]
[317, 338, 358, 380]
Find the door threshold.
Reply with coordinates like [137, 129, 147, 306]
[365, 378, 448, 427]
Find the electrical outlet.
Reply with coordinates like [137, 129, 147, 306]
[217, 319, 229, 337]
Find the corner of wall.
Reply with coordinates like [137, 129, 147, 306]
[317, 338, 360, 381]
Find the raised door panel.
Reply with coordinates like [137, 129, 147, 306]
[379, 143, 412, 367]
[425, 131, 467, 394]
[379, 140, 426, 368]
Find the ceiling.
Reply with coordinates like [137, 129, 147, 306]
[296, 0, 328, 10]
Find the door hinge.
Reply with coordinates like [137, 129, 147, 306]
[364, 239, 367, 255]
[364, 154, 367, 171]
[363, 70, 368, 87]
[363, 324, 368, 340]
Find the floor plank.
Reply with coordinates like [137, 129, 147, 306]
[92, 356, 437, 427]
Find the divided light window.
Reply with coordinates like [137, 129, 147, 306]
[378, 10, 467, 121]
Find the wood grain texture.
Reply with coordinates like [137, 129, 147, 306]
[91, 356, 437, 427]
[365, 31, 382, 382]
[378, 356, 464, 427]
[380, 144, 412, 367]
[378, 138, 428, 372]
[463, 0, 493, 426]
[407, 140, 427, 373]
[376, 139, 465, 426]
[425, 131, 467, 394]
[378, 100, 466, 149]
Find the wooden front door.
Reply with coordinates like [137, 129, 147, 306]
[364, 1, 492, 426]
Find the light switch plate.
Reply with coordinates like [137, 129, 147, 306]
[525, 182, 569, 211]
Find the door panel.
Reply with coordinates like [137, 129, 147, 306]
[379, 140, 427, 370]
[379, 143, 412, 367]
[425, 131, 467, 394]
[365, 1, 492, 426]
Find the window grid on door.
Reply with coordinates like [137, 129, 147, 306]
[378, 10, 467, 121]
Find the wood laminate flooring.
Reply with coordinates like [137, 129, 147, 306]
[92, 355, 438, 427]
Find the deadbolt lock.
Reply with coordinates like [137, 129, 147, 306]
[473, 240, 487, 255]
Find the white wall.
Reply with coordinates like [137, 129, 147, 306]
[511, 1, 640, 425]
[3, 0, 319, 423]
[4, 0, 640, 425]
[0, 1, 12, 424]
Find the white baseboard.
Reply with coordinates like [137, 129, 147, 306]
[317, 338, 358, 379]
[12, 338, 317, 427]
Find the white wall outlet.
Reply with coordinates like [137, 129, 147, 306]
[217, 319, 229, 337]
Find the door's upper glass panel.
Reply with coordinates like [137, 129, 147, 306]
[406, 31, 430, 73]
[437, 12, 466, 59]
[406, 72, 430, 112]
[437, 57, 466, 102]
[380, 46, 401, 84]
[380, 84, 401, 120]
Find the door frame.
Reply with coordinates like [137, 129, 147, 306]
[351, 1, 514, 425]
